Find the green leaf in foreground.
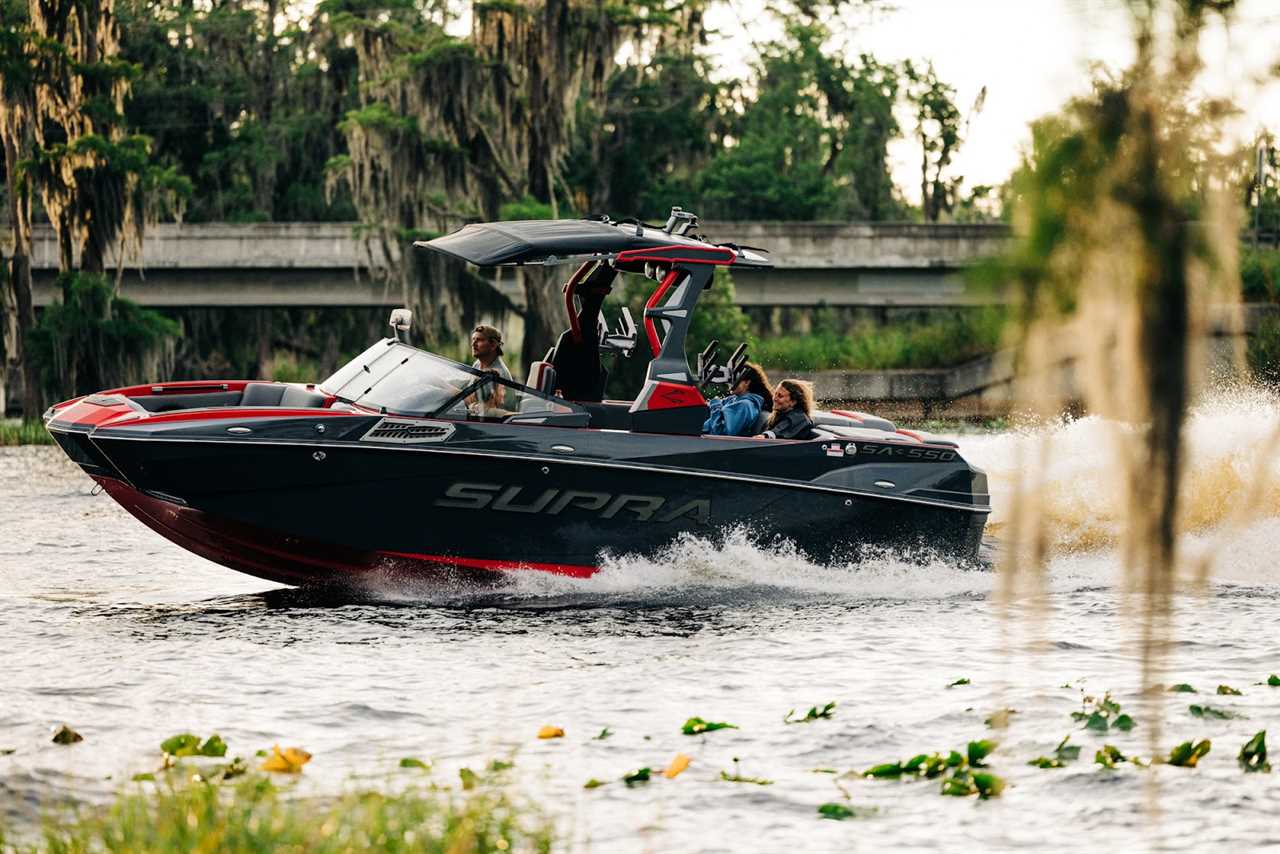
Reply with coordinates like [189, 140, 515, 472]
[681, 717, 738, 736]
[785, 701, 837, 724]
[1238, 731, 1269, 773]
[622, 767, 651, 786]
[1169, 683, 1197, 693]
[1167, 739, 1212, 767]
[1189, 705, 1237, 720]
[399, 757, 430, 770]
[1217, 685, 1243, 696]
[1095, 744, 1126, 769]
[947, 678, 971, 688]
[52, 725, 83, 745]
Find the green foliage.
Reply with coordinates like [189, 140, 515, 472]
[1189, 705, 1239, 720]
[697, 23, 903, 221]
[1217, 685, 1243, 696]
[1269, 675, 1280, 687]
[863, 741, 1002, 798]
[947, 677, 971, 687]
[1239, 731, 1269, 773]
[1094, 744, 1127, 769]
[32, 776, 551, 852]
[681, 717, 738, 736]
[1248, 314, 1280, 385]
[753, 308, 1008, 372]
[498, 196, 558, 221]
[51, 725, 83, 745]
[784, 702, 836, 724]
[398, 757, 430, 770]
[1069, 692, 1135, 734]
[1167, 739, 1212, 767]
[622, 767, 651, 785]
[160, 734, 227, 758]
[1169, 683, 1197, 693]
[1028, 735, 1081, 769]
[0, 420, 55, 446]
[30, 273, 180, 399]
[1240, 248, 1280, 302]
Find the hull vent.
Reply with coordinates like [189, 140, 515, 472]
[361, 418, 455, 444]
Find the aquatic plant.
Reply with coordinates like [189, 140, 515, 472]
[1166, 739, 1212, 768]
[1168, 683, 1197, 693]
[1027, 735, 1081, 769]
[1188, 705, 1239, 720]
[259, 745, 311, 774]
[50, 725, 82, 745]
[159, 733, 226, 758]
[1094, 745, 1129, 770]
[1268, 675, 1280, 687]
[536, 726, 564, 739]
[946, 677, 970, 688]
[720, 758, 773, 785]
[662, 754, 691, 779]
[399, 757, 431, 770]
[863, 740, 1004, 798]
[681, 717, 737, 735]
[784, 702, 836, 724]
[1216, 685, 1243, 696]
[1238, 731, 1269, 772]
[593, 728, 612, 740]
[1069, 693, 1135, 733]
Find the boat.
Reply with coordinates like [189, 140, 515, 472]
[43, 209, 990, 585]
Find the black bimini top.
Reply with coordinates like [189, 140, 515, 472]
[416, 216, 772, 272]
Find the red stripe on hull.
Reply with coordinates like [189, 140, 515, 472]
[93, 477, 592, 587]
[380, 551, 598, 579]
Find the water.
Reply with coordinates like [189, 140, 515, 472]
[3, 390, 1280, 851]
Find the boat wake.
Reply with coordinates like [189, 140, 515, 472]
[346, 387, 1280, 606]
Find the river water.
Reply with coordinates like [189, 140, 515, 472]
[3, 389, 1280, 851]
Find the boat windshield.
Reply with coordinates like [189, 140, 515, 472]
[321, 340, 483, 415]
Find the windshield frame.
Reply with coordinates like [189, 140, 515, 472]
[320, 339, 579, 420]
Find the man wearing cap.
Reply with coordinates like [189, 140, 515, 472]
[471, 324, 512, 380]
[469, 324, 513, 414]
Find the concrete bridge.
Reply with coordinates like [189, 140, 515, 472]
[25, 221, 1013, 308]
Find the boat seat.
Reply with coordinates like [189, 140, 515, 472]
[524, 360, 558, 396]
[241, 382, 328, 408]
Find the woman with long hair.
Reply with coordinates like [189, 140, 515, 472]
[756, 379, 816, 440]
[702, 362, 773, 436]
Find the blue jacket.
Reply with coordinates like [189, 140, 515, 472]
[702, 392, 765, 436]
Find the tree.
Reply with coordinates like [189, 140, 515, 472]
[0, 0, 42, 419]
[697, 22, 903, 221]
[326, 0, 682, 365]
[904, 62, 982, 222]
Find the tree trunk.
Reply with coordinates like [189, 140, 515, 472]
[520, 266, 567, 370]
[3, 134, 43, 421]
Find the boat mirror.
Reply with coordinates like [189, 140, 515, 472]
[389, 308, 413, 342]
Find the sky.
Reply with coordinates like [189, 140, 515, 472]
[701, 0, 1280, 203]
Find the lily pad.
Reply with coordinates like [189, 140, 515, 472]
[583, 778, 607, 789]
[1217, 685, 1243, 696]
[1268, 675, 1280, 687]
[1028, 735, 1081, 768]
[399, 757, 431, 770]
[1167, 739, 1211, 767]
[947, 678, 971, 688]
[972, 772, 1005, 799]
[1238, 731, 1269, 773]
[864, 762, 904, 778]
[1113, 714, 1136, 731]
[51, 725, 83, 745]
[1168, 683, 1196, 693]
[1189, 705, 1237, 720]
[681, 717, 737, 736]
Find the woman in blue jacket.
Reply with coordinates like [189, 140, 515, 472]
[702, 363, 773, 436]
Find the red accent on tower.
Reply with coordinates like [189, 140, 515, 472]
[643, 382, 706, 411]
[643, 268, 683, 357]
